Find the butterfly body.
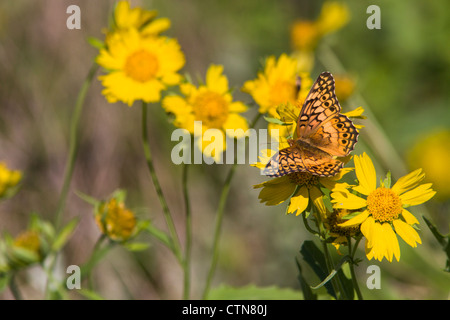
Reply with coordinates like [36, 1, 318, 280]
[264, 72, 358, 178]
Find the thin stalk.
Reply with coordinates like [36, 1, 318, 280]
[202, 162, 238, 299]
[141, 102, 182, 263]
[54, 63, 99, 229]
[45, 63, 98, 299]
[9, 274, 23, 300]
[348, 235, 364, 300]
[202, 112, 262, 299]
[182, 163, 192, 300]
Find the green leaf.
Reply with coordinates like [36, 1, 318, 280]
[299, 241, 335, 298]
[423, 216, 450, 272]
[52, 218, 79, 252]
[296, 257, 317, 300]
[143, 223, 173, 250]
[207, 284, 303, 300]
[263, 116, 292, 126]
[0, 273, 11, 293]
[123, 242, 150, 252]
[87, 37, 104, 50]
[75, 190, 99, 206]
[340, 211, 363, 220]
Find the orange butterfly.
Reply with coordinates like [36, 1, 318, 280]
[264, 72, 358, 177]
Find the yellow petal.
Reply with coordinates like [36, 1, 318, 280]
[310, 186, 326, 216]
[360, 215, 375, 247]
[343, 107, 366, 119]
[228, 101, 248, 113]
[331, 191, 367, 210]
[339, 210, 369, 227]
[401, 208, 419, 225]
[255, 177, 296, 206]
[141, 17, 171, 35]
[353, 153, 376, 196]
[382, 222, 400, 262]
[223, 114, 249, 138]
[399, 183, 436, 206]
[206, 65, 228, 94]
[393, 219, 422, 248]
[288, 186, 309, 215]
[391, 168, 424, 195]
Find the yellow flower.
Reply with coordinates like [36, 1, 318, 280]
[97, 28, 185, 106]
[112, 1, 170, 35]
[242, 54, 307, 116]
[316, 1, 350, 36]
[0, 162, 22, 199]
[290, 1, 350, 52]
[95, 198, 137, 241]
[162, 64, 249, 161]
[334, 74, 356, 102]
[13, 231, 41, 255]
[332, 153, 436, 262]
[408, 130, 450, 201]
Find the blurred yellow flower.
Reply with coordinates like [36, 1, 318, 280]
[0, 162, 22, 199]
[97, 28, 185, 106]
[13, 231, 41, 255]
[408, 130, 450, 201]
[332, 153, 436, 262]
[95, 198, 137, 241]
[290, 1, 350, 52]
[162, 64, 249, 162]
[110, 0, 170, 36]
[334, 74, 356, 102]
[242, 54, 307, 116]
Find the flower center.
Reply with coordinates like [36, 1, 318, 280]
[288, 172, 319, 188]
[367, 187, 403, 223]
[269, 80, 297, 106]
[193, 91, 229, 128]
[124, 49, 159, 82]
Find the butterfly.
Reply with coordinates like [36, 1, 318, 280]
[263, 72, 358, 177]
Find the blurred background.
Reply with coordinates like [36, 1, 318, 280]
[0, 0, 449, 299]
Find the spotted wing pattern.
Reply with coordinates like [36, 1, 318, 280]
[264, 72, 358, 177]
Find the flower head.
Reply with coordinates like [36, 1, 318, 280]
[95, 198, 137, 242]
[163, 64, 249, 162]
[97, 28, 185, 106]
[331, 153, 436, 262]
[408, 130, 450, 201]
[290, 1, 350, 52]
[242, 54, 307, 116]
[0, 162, 22, 199]
[111, 1, 170, 36]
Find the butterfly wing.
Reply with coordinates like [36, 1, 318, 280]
[263, 143, 344, 177]
[297, 72, 358, 157]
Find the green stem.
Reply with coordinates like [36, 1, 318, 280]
[54, 63, 99, 229]
[182, 163, 192, 300]
[202, 112, 262, 300]
[141, 102, 182, 263]
[202, 162, 238, 300]
[45, 63, 98, 299]
[348, 235, 364, 300]
[9, 274, 23, 300]
[313, 209, 342, 299]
